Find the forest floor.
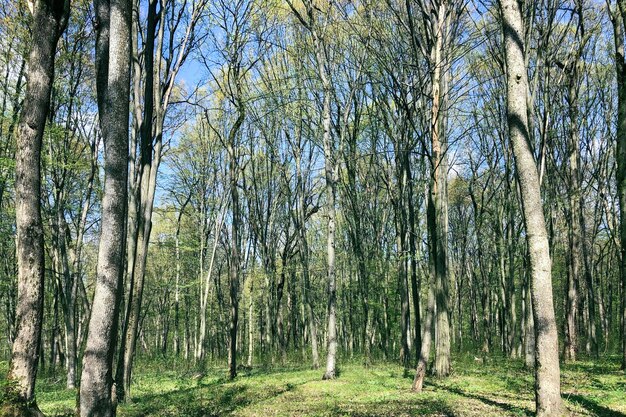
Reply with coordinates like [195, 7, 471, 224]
[1, 355, 625, 416]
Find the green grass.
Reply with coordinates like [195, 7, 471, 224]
[2, 357, 625, 416]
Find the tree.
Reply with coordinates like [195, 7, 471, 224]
[43, 8, 97, 388]
[5, 0, 68, 414]
[499, 0, 563, 415]
[79, 0, 131, 415]
[287, 0, 340, 381]
[200, 0, 262, 379]
[609, 0, 626, 372]
[117, 0, 207, 400]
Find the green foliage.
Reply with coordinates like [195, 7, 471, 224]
[0, 377, 47, 417]
[0, 377, 19, 405]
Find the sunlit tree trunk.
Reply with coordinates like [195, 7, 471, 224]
[7, 0, 68, 413]
[430, 0, 451, 378]
[79, 0, 131, 415]
[500, 0, 563, 414]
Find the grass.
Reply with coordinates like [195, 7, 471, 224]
[1, 356, 625, 416]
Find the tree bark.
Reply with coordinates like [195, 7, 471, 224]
[500, 0, 563, 414]
[79, 0, 131, 415]
[612, 0, 626, 372]
[7, 0, 68, 413]
[412, 248, 435, 392]
[322, 81, 338, 380]
[227, 104, 245, 380]
[117, 0, 158, 401]
[430, 0, 451, 378]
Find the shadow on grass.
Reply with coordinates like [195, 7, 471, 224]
[430, 383, 533, 416]
[566, 393, 626, 417]
[123, 373, 305, 417]
[564, 360, 622, 376]
[334, 398, 457, 417]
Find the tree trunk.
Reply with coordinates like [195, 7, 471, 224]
[406, 151, 421, 364]
[523, 261, 535, 368]
[227, 105, 245, 380]
[322, 84, 338, 380]
[295, 132, 319, 369]
[79, 0, 131, 415]
[612, 0, 626, 372]
[8, 0, 67, 413]
[412, 249, 435, 392]
[228, 172, 241, 380]
[500, 0, 563, 414]
[431, 1, 451, 378]
[563, 9, 586, 360]
[117, 0, 159, 400]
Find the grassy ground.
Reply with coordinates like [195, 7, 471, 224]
[2, 356, 625, 416]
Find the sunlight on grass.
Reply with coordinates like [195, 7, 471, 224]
[2, 358, 622, 416]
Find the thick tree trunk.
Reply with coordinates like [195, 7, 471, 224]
[79, 0, 131, 415]
[431, 1, 451, 377]
[500, 0, 563, 414]
[7, 0, 67, 413]
[612, 0, 626, 372]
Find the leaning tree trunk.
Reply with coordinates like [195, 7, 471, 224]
[79, 0, 131, 415]
[500, 0, 563, 415]
[7, 0, 68, 414]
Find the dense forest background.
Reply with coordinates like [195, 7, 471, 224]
[0, 0, 625, 416]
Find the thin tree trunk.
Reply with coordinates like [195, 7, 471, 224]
[412, 253, 435, 392]
[563, 13, 586, 359]
[295, 135, 319, 369]
[117, 0, 158, 400]
[247, 276, 254, 367]
[523, 260, 535, 368]
[406, 152, 421, 364]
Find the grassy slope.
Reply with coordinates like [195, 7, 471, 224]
[2, 357, 625, 416]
